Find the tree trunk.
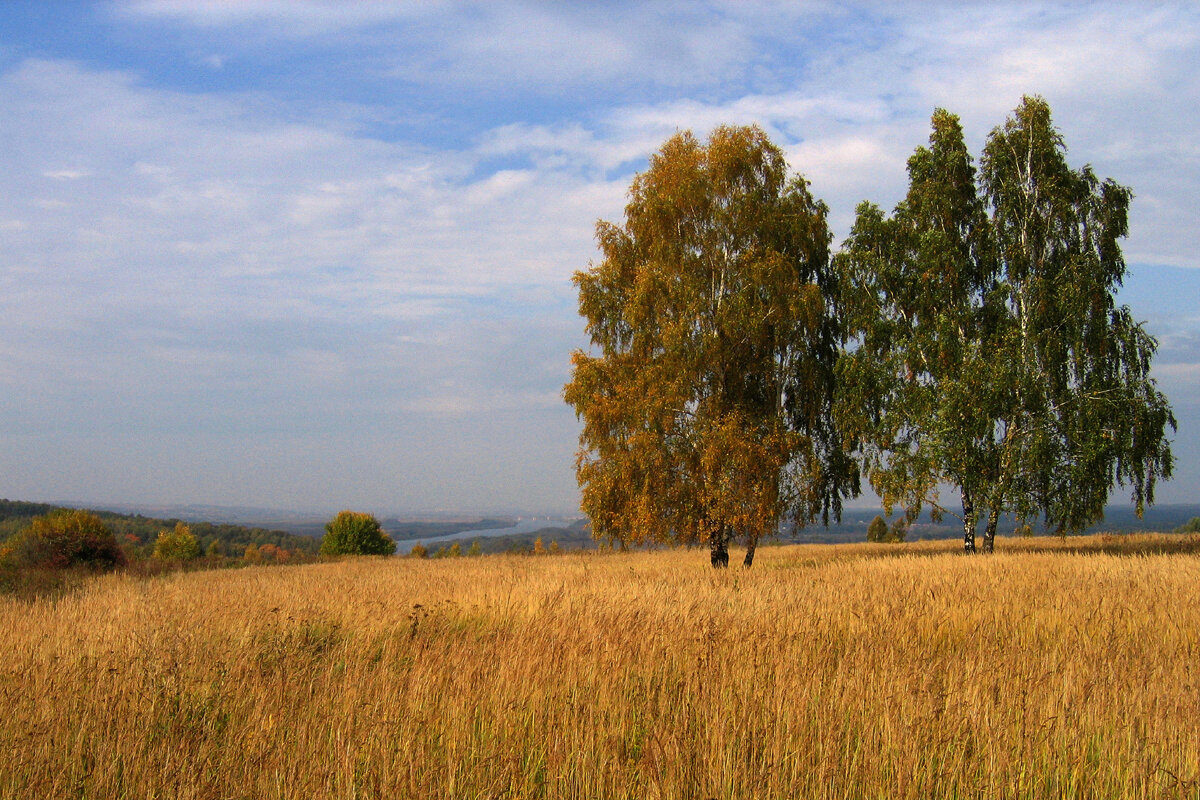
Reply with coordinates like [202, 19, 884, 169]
[982, 506, 1001, 553]
[709, 527, 729, 569]
[743, 536, 757, 568]
[962, 491, 977, 554]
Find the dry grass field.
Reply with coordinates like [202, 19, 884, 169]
[3, 535, 1199, 799]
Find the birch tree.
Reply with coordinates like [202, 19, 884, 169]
[565, 126, 858, 567]
[837, 109, 1004, 551]
[979, 96, 1174, 547]
[838, 99, 1174, 552]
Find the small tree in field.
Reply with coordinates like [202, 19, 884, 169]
[409, 543, 428, 558]
[320, 511, 396, 556]
[867, 515, 889, 543]
[153, 522, 201, 561]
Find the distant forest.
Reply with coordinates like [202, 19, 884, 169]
[0, 499, 320, 558]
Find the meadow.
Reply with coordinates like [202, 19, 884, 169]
[2, 535, 1198, 799]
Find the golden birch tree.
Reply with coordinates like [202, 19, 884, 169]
[565, 125, 857, 567]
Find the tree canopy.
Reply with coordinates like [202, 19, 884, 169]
[320, 511, 396, 556]
[565, 125, 858, 567]
[6, 509, 126, 570]
[836, 97, 1174, 551]
[153, 522, 201, 561]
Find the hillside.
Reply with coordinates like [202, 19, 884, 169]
[0, 498, 320, 557]
[3, 534, 1198, 798]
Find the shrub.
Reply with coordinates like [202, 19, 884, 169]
[467, 540, 482, 557]
[258, 544, 289, 563]
[447, 542, 462, 557]
[152, 522, 201, 561]
[320, 511, 396, 556]
[533, 537, 546, 555]
[9, 510, 125, 570]
[867, 515, 888, 543]
[1174, 517, 1200, 534]
[409, 543, 428, 559]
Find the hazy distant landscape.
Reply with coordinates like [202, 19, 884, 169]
[13, 498, 1200, 553]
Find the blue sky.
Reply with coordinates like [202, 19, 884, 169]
[1, 1, 1197, 516]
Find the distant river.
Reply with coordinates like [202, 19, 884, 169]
[398, 517, 567, 552]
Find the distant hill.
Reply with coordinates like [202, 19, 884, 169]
[0, 499, 320, 556]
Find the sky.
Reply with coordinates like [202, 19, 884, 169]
[0, 1, 1197, 517]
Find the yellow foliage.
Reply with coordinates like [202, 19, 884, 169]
[152, 522, 200, 560]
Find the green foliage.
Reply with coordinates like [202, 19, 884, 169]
[837, 98, 1174, 553]
[467, 540, 482, 557]
[979, 97, 1174, 537]
[565, 125, 858, 567]
[447, 542, 462, 558]
[153, 522, 201, 561]
[409, 543, 428, 559]
[867, 515, 906, 543]
[320, 511, 396, 556]
[1175, 517, 1200, 534]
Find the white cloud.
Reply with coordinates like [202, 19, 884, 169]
[115, 0, 438, 33]
[42, 169, 91, 180]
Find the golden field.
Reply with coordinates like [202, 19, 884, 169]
[2, 535, 1199, 799]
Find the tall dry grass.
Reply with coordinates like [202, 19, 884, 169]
[2, 535, 1198, 799]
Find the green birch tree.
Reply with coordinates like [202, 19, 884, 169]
[837, 99, 1174, 552]
[837, 109, 1004, 551]
[979, 96, 1174, 547]
[565, 125, 858, 567]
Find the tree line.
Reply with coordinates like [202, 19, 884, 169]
[565, 97, 1175, 567]
[0, 499, 321, 559]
